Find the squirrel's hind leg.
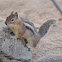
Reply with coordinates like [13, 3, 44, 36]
[20, 37, 27, 47]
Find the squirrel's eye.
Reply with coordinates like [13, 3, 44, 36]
[11, 18, 14, 22]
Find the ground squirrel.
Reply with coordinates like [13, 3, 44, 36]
[5, 11, 56, 48]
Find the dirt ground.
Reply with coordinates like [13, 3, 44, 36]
[0, 0, 62, 62]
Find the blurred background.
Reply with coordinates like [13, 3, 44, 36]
[0, 0, 62, 27]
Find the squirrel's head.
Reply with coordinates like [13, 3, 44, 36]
[5, 11, 19, 25]
[5, 11, 23, 28]
[5, 11, 26, 36]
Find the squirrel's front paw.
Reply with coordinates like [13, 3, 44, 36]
[3, 27, 12, 34]
[3, 27, 10, 31]
[10, 35, 17, 39]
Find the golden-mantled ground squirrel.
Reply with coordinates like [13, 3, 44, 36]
[5, 11, 56, 48]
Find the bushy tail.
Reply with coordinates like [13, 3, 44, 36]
[38, 19, 56, 37]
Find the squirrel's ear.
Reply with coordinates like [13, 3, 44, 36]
[11, 11, 14, 15]
[15, 12, 18, 19]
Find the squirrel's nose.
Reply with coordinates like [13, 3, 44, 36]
[5, 22, 7, 25]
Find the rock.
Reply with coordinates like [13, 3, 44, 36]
[33, 55, 62, 62]
[1, 38, 32, 60]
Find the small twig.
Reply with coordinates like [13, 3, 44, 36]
[52, 0, 62, 14]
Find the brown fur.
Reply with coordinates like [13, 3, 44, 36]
[5, 11, 41, 48]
